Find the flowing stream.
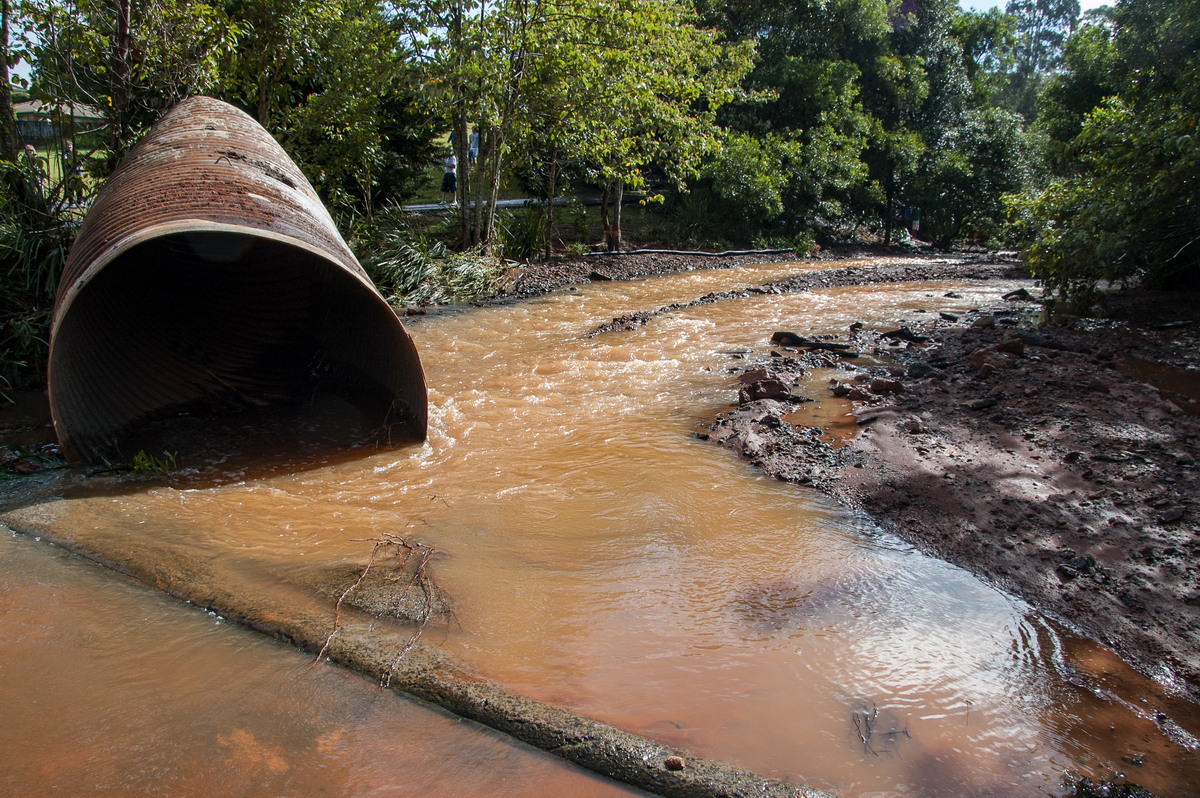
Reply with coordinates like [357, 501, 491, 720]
[3, 257, 1199, 797]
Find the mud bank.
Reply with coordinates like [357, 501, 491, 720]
[707, 283, 1200, 713]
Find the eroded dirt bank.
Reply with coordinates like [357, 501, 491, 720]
[704, 281, 1200, 713]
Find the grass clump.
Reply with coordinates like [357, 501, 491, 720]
[360, 206, 508, 306]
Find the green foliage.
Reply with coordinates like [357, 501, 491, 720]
[0, 159, 74, 397]
[496, 204, 548, 262]
[999, 0, 1080, 120]
[1036, 17, 1119, 167]
[16, 0, 238, 166]
[663, 185, 725, 249]
[1017, 0, 1200, 298]
[910, 106, 1034, 246]
[361, 207, 507, 305]
[361, 207, 455, 296]
[129, 449, 177, 474]
[0, 443, 68, 478]
[222, 0, 436, 217]
[705, 133, 788, 232]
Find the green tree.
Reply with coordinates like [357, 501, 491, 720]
[426, 0, 751, 254]
[911, 105, 1032, 245]
[18, 0, 236, 167]
[1000, 0, 1080, 120]
[953, 7, 1017, 105]
[220, 0, 441, 219]
[697, 0, 889, 240]
[1035, 12, 1117, 169]
[545, 0, 753, 252]
[1016, 0, 1200, 298]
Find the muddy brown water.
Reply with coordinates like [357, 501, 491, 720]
[4, 257, 1200, 797]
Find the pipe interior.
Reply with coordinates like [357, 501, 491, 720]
[51, 231, 425, 465]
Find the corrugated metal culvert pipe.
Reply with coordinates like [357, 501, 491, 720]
[48, 96, 427, 464]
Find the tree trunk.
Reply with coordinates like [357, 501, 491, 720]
[599, 181, 611, 243]
[469, 128, 491, 249]
[255, 20, 277, 125]
[108, 0, 133, 158]
[482, 134, 504, 251]
[454, 113, 470, 246]
[606, 180, 624, 252]
[542, 143, 559, 258]
[450, 0, 472, 249]
[884, 178, 894, 247]
[0, 0, 19, 162]
[256, 72, 274, 126]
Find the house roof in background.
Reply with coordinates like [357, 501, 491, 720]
[14, 100, 105, 121]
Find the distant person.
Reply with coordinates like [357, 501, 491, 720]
[61, 140, 83, 202]
[23, 144, 45, 189]
[467, 129, 480, 167]
[441, 154, 457, 205]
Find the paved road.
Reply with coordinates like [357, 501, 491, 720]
[404, 195, 622, 213]
[404, 198, 542, 213]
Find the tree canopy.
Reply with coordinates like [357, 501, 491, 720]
[2, 0, 1197, 297]
[1017, 0, 1200, 298]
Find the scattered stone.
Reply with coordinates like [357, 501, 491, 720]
[964, 396, 1000, 411]
[869, 378, 904, 395]
[881, 327, 931, 343]
[907, 363, 938, 378]
[1160, 507, 1185, 524]
[770, 331, 806, 346]
[739, 378, 791, 404]
[664, 756, 686, 771]
[1070, 553, 1099, 573]
[1003, 288, 1042, 302]
[995, 338, 1025, 356]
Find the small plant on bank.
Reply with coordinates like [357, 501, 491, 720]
[0, 443, 68, 478]
[129, 450, 178, 474]
[496, 203, 547, 261]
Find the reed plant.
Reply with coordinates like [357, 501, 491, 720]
[0, 161, 75, 401]
[495, 203, 547, 261]
[360, 205, 507, 306]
